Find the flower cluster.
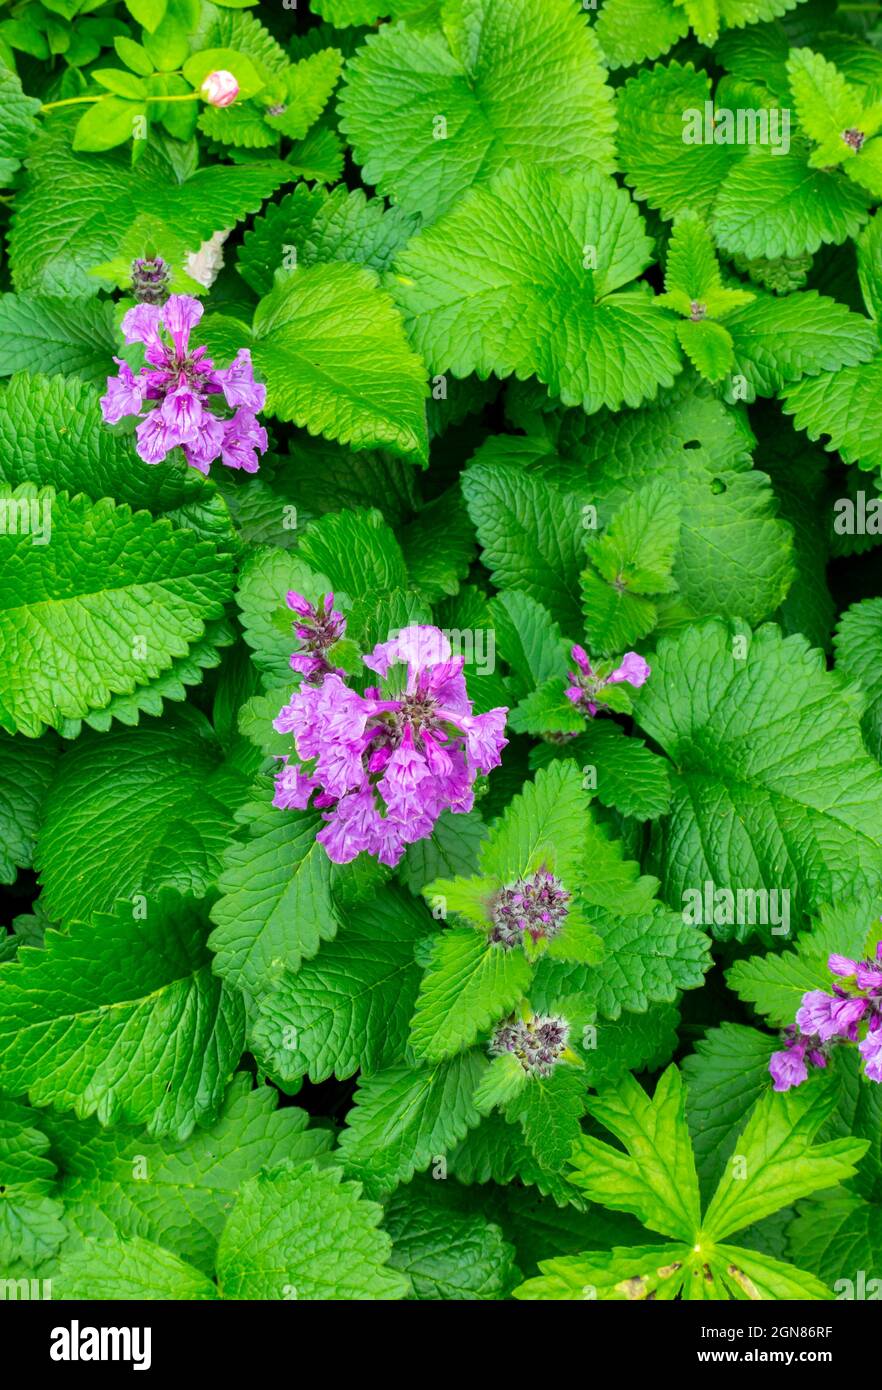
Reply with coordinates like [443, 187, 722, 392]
[489, 869, 570, 949]
[131, 257, 170, 306]
[489, 1012, 571, 1077]
[100, 294, 267, 475]
[285, 591, 346, 682]
[565, 644, 651, 717]
[769, 941, 882, 1090]
[273, 617, 508, 867]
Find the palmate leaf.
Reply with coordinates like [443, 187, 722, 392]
[682, 1023, 778, 1197]
[339, 0, 615, 223]
[216, 1162, 410, 1300]
[0, 890, 244, 1140]
[635, 620, 882, 935]
[205, 262, 429, 463]
[517, 1068, 863, 1300]
[337, 1052, 487, 1198]
[250, 888, 431, 1084]
[36, 708, 246, 925]
[47, 1075, 333, 1275]
[570, 1067, 702, 1242]
[394, 166, 682, 417]
[0, 484, 233, 738]
[0, 1097, 65, 1266]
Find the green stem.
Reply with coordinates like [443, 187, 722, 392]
[41, 89, 201, 113]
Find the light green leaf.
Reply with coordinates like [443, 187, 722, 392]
[339, 0, 615, 222]
[0, 890, 244, 1139]
[0, 1097, 65, 1266]
[394, 166, 681, 416]
[56, 1234, 218, 1300]
[0, 485, 232, 737]
[410, 930, 533, 1061]
[216, 1162, 410, 1300]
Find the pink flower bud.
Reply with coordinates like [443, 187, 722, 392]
[201, 70, 239, 108]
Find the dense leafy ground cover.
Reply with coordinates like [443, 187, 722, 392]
[2, 0, 882, 1304]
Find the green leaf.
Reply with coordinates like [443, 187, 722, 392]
[114, 34, 155, 75]
[0, 890, 244, 1139]
[208, 790, 339, 993]
[400, 489, 476, 603]
[530, 722, 672, 821]
[73, 95, 147, 153]
[238, 181, 418, 296]
[682, 1023, 777, 1197]
[461, 448, 586, 634]
[250, 888, 430, 1083]
[410, 930, 533, 1062]
[783, 354, 882, 472]
[562, 386, 794, 628]
[216, 1162, 410, 1300]
[384, 1184, 520, 1299]
[36, 709, 245, 924]
[0, 485, 232, 738]
[0, 294, 118, 383]
[339, 0, 615, 222]
[0, 1097, 65, 1266]
[570, 1067, 703, 1242]
[712, 143, 872, 260]
[635, 621, 882, 933]
[394, 166, 681, 416]
[338, 1053, 487, 1198]
[237, 263, 429, 463]
[0, 730, 59, 883]
[234, 545, 332, 687]
[56, 1234, 218, 1300]
[298, 506, 409, 600]
[702, 1084, 867, 1242]
[263, 47, 343, 141]
[514, 1242, 691, 1301]
[789, 1190, 882, 1293]
[0, 66, 41, 184]
[10, 117, 293, 297]
[617, 62, 739, 217]
[581, 479, 680, 651]
[727, 898, 878, 1026]
[504, 1065, 588, 1171]
[48, 1076, 333, 1274]
[723, 289, 877, 398]
[597, 0, 691, 68]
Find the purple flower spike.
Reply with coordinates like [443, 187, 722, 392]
[770, 929, 882, 1089]
[769, 1042, 808, 1092]
[273, 622, 508, 867]
[100, 294, 267, 476]
[565, 644, 651, 718]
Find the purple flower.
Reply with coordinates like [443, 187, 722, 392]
[100, 294, 267, 476]
[273, 621, 508, 867]
[565, 644, 651, 717]
[769, 1042, 809, 1092]
[608, 652, 651, 688]
[489, 1012, 571, 1078]
[490, 868, 570, 948]
[860, 1020, 882, 1082]
[797, 990, 868, 1042]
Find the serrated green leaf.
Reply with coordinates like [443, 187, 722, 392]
[0, 890, 244, 1139]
